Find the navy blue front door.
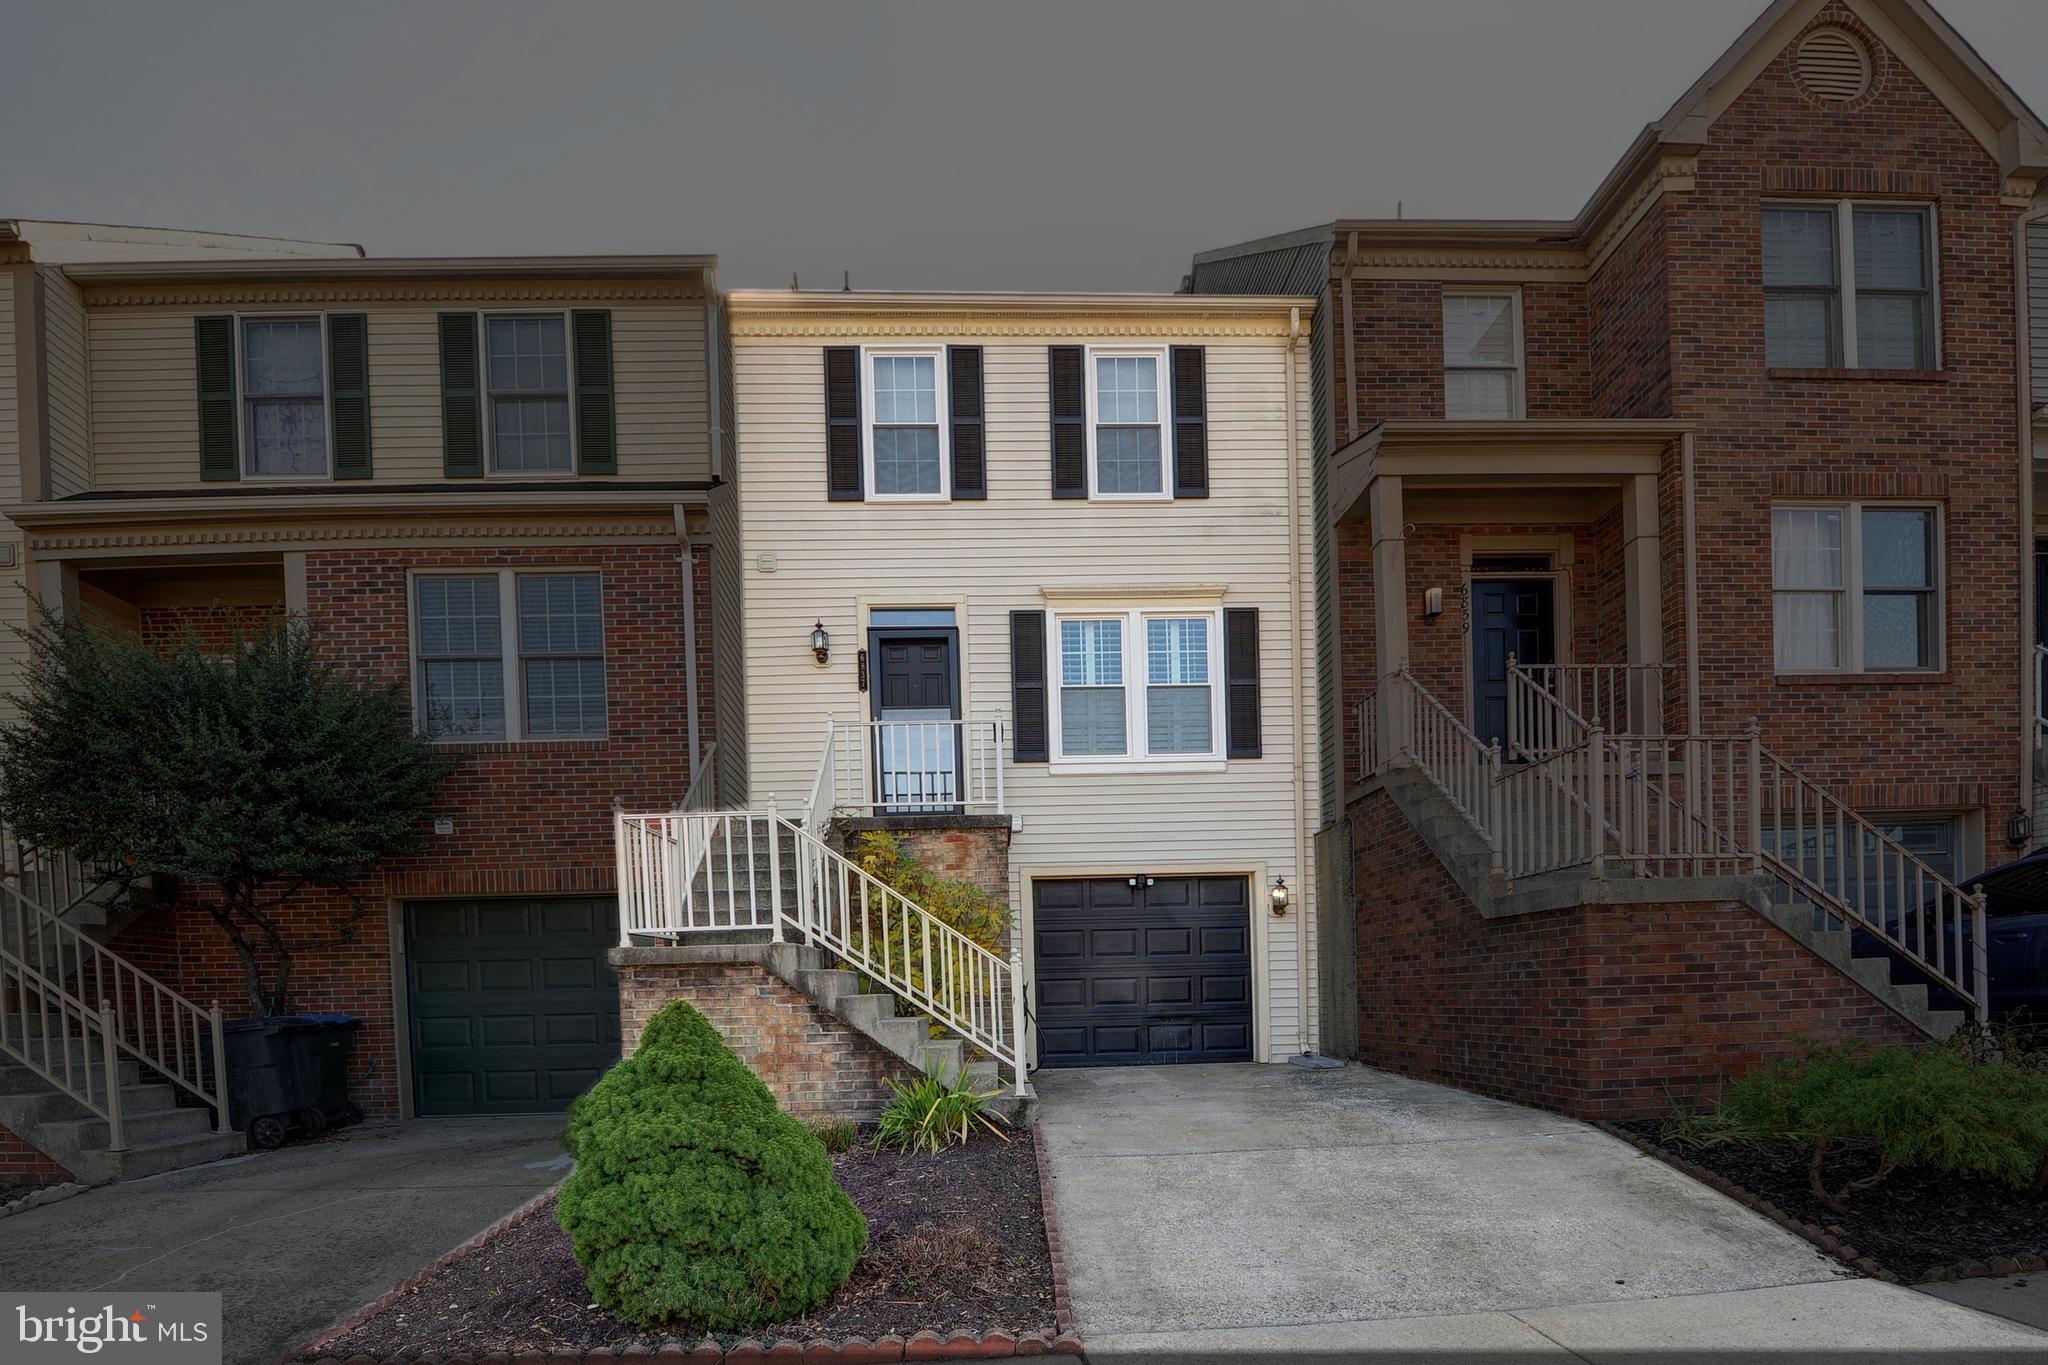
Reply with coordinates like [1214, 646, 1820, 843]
[1471, 579, 1556, 750]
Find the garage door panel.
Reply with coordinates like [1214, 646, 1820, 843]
[1034, 877, 1252, 1068]
[477, 904, 532, 936]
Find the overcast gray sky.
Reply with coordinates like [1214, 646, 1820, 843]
[5, 1, 2046, 291]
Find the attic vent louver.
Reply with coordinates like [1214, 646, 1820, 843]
[1797, 28, 1870, 101]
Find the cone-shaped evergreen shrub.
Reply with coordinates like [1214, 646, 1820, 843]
[556, 1001, 867, 1329]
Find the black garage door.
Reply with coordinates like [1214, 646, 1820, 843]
[1033, 876, 1252, 1067]
[406, 898, 621, 1115]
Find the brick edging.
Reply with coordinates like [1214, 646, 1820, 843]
[286, 1128, 1085, 1363]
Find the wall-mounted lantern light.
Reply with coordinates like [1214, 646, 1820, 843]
[810, 621, 831, 666]
[1422, 586, 1444, 620]
[1269, 877, 1290, 916]
[2007, 805, 2032, 850]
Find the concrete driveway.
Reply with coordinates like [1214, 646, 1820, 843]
[0, 1115, 568, 1365]
[1036, 1064, 2048, 1362]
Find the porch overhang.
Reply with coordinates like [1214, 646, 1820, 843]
[1331, 419, 1692, 526]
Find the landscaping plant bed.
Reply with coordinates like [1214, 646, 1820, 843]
[301, 1126, 1061, 1359]
[1616, 1118, 2048, 1282]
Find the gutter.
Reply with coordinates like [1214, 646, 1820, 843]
[1284, 306, 1313, 1056]
[2017, 207, 2045, 830]
[4, 483, 714, 528]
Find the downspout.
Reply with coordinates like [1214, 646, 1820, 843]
[1284, 305, 1312, 1057]
[1682, 431, 1701, 734]
[673, 503, 702, 773]
[1339, 232, 1358, 443]
[2016, 208, 2044, 839]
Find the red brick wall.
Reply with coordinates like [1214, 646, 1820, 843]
[617, 960, 913, 1122]
[1587, 201, 1672, 419]
[0, 1126, 72, 1187]
[139, 603, 282, 653]
[1349, 786, 1924, 1119]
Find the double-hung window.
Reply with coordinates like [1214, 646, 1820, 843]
[865, 350, 946, 497]
[1442, 291, 1523, 418]
[1052, 608, 1221, 764]
[485, 314, 574, 473]
[242, 316, 329, 477]
[1763, 203, 1935, 369]
[1772, 504, 1939, 672]
[414, 570, 607, 740]
[1088, 349, 1168, 498]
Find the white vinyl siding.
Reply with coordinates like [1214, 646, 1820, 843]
[82, 296, 711, 490]
[42, 269, 93, 498]
[1764, 202, 1936, 370]
[731, 320, 1317, 1061]
[413, 570, 607, 742]
[1442, 291, 1523, 418]
[1772, 504, 1940, 673]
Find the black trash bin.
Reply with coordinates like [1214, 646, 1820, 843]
[222, 1014, 361, 1149]
[288, 1013, 362, 1125]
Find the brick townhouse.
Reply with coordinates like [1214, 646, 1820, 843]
[1192, 0, 2048, 1118]
[0, 225, 725, 1178]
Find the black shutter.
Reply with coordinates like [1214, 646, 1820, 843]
[1010, 610, 1049, 762]
[573, 309, 617, 475]
[195, 316, 238, 482]
[949, 345, 986, 500]
[1225, 607, 1262, 759]
[438, 313, 482, 478]
[329, 314, 372, 480]
[825, 346, 863, 501]
[1049, 345, 1086, 498]
[1172, 345, 1208, 498]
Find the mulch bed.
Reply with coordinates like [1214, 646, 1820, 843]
[304, 1128, 1057, 1358]
[1617, 1118, 2048, 1282]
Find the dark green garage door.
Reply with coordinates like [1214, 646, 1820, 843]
[406, 898, 621, 1115]
[1033, 876, 1252, 1067]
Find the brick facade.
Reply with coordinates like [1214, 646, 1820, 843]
[1348, 787, 1925, 1119]
[616, 959, 913, 1122]
[0, 1127, 71, 1187]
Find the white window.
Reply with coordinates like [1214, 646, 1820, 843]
[1051, 608, 1222, 765]
[864, 349, 947, 498]
[1764, 203, 1936, 370]
[1442, 292, 1523, 418]
[1088, 349, 1169, 498]
[485, 314, 574, 474]
[414, 570, 607, 740]
[1772, 504, 1939, 673]
[241, 316, 329, 477]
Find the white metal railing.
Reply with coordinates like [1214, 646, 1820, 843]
[615, 806, 1026, 1093]
[1376, 670, 1988, 1019]
[680, 741, 721, 814]
[830, 716, 1007, 817]
[0, 837, 228, 1151]
[804, 721, 838, 836]
[1508, 659, 1667, 759]
[1357, 693, 1380, 782]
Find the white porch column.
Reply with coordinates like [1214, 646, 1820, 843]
[1620, 472, 1666, 732]
[1369, 474, 1408, 759]
[33, 559, 79, 623]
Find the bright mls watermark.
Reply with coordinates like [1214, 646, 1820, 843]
[4, 1293, 220, 1365]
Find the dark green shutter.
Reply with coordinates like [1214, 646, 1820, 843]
[825, 346, 863, 500]
[1172, 346, 1209, 498]
[438, 313, 482, 478]
[1010, 610, 1049, 762]
[195, 316, 238, 482]
[949, 345, 986, 500]
[572, 309, 617, 475]
[329, 314, 372, 480]
[1225, 607, 1262, 759]
[1049, 346, 1086, 498]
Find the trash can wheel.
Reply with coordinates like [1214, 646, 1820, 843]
[249, 1114, 290, 1150]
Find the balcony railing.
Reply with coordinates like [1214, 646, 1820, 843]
[830, 715, 1007, 817]
[1508, 659, 1666, 759]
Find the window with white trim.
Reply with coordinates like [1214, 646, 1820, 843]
[485, 314, 574, 473]
[242, 316, 329, 477]
[1772, 504, 1939, 672]
[1763, 203, 1935, 370]
[414, 570, 607, 740]
[1088, 349, 1168, 498]
[1442, 291, 1522, 418]
[1051, 608, 1221, 763]
[865, 350, 946, 497]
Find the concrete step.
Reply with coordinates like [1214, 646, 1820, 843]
[835, 992, 894, 1033]
[798, 968, 860, 1008]
[0, 1057, 140, 1094]
[918, 1037, 965, 1081]
[37, 1099, 218, 1152]
[73, 1129, 245, 1185]
[868, 1015, 931, 1064]
[0, 1078, 181, 1124]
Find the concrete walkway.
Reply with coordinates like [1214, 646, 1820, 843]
[1036, 1063, 2048, 1362]
[0, 1115, 568, 1365]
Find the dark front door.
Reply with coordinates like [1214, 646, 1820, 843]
[406, 898, 620, 1115]
[870, 631, 960, 810]
[1033, 876, 1253, 1067]
[1471, 578, 1557, 750]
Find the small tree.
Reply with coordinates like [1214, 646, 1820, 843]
[0, 609, 459, 1015]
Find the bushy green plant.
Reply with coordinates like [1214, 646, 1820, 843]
[1720, 1042, 2048, 1210]
[808, 1120, 858, 1154]
[848, 831, 1010, 1027]
[556, 1002, 867, 1329]
[872, 1069, 1008, 1154]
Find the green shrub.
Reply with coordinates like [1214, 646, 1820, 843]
[872, 1069, 1008, 1154]
[848, 831, 1010, 1029]
[808, 1120, 858, 1154]
[556, 1002, 867, 1330]
[1719, 1042, 2048, 1210]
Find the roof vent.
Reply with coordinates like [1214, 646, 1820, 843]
[1797, 28, 1870, 102]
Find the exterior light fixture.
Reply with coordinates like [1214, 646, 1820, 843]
[2007, 805, 2032, 850]
[810, 621, 831, 665]
[1269, 877, 1290, 916]
[1423, 586, 1444, 620]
